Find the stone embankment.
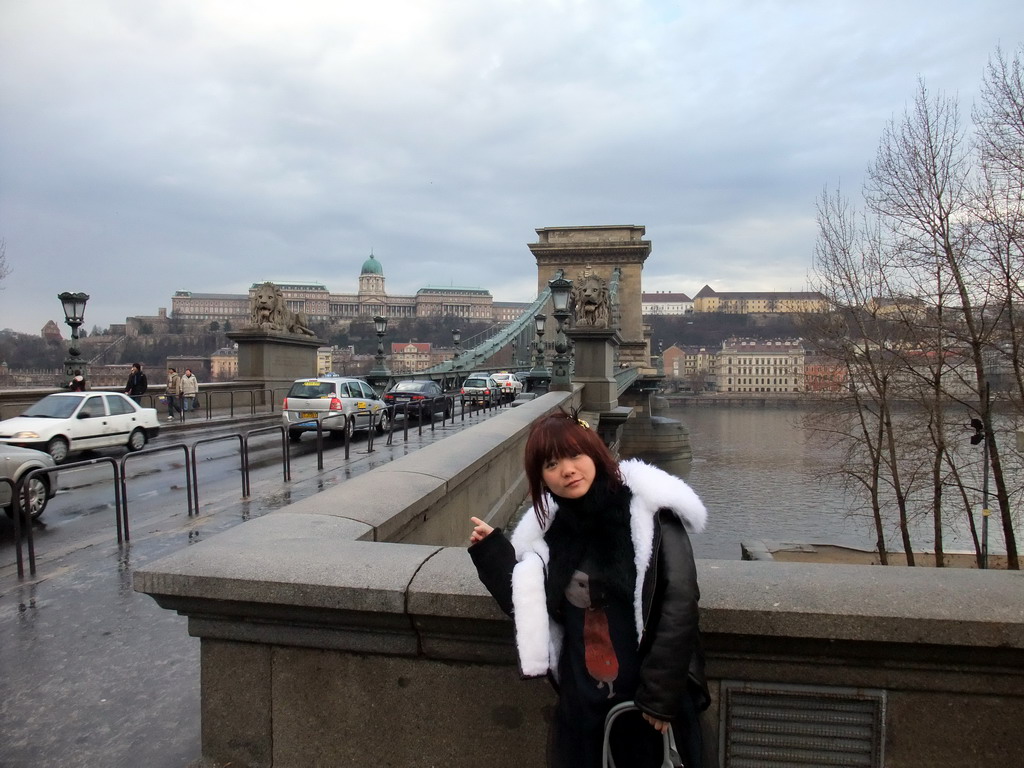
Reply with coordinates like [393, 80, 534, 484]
[663, 393, 810, 407]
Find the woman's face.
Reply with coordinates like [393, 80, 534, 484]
[542, 452, 596, 499]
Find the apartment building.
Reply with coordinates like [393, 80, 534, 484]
[718, 337, 805, 393]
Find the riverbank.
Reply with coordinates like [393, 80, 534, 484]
[741, 540, 1008, 568]
[662, 393, 810, 407]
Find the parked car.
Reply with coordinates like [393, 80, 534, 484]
[282, 376, 390, 441]
[490, 372, 524, 401]
[0, 444, 58, 520]
[382, 380, 452, 419]
[460, 375, 501, 407]
[0, 392, 162, 464]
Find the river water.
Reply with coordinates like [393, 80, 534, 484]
[662, 405, 1015, 561]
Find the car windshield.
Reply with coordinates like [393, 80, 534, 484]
[464, 378, 488, 387]
[22, 395, 80, 419]
[393, 381, 429, 392]
[287, 382, 336, 399]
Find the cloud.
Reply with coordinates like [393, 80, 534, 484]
[0, 0, 1021, 333]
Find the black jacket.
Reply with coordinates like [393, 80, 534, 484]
[470, 458, 709, 721]
[125, 371, 148, 396]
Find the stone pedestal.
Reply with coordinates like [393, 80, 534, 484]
[567, 327, 620, 412]
[617, 388, 693, 463]
[226, 329, 325, 397]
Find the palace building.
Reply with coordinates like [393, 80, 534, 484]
[692, 285, 826, 314]
[642, 291, 693, 315]
[171, 254, 528, 326]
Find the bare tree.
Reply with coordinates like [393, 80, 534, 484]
[867, 79, 1020, 567]
[807, 63, 1024, 568]
[805, 187, 919, 563]
[974, 49, 1024, 405]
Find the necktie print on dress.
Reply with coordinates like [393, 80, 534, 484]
[566, 570, 619, 698]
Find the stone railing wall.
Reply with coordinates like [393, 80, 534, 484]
[0, 381, 288, 420]
[135, 392, 1024, 768]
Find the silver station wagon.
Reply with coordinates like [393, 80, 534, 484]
[282, 376, 390, 441]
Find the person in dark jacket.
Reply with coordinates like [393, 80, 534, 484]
[165, 367, 181, 420]
[469, 410, 711, 768]
[124, 363, 148, 403]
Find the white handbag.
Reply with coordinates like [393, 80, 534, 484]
[602, 701, 683, 768]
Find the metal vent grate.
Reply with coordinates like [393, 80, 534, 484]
[721, 682, 885, 768]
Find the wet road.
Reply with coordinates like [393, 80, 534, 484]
[0, 408, 498, 768]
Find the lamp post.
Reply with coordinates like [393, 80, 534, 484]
[511, 338, 517, 367]
[452, 327, 462, 361]
[549, 277, 573, 390]
[970, 382, 992, 569]
[58, 291, 90, 385]
[368, 314, 391, 392]
[529, 313, 550, 392]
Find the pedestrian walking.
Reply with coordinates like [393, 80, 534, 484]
[165, 367, 181, 420]
[67, 370, 87, 391]
[124, 363, 148, 404]
[469, 409, 714, 767]
[179, 368, 199, 417]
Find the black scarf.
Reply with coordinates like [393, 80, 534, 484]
[543, 475, 636, 619]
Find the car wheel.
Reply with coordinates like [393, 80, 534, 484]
[128, 428, 147, 452]
[443, 400, 452, 419]
[46, 436, 69, 464]
[345, 417, 355, 441]
[376, 409, 390, 435]
[4, 475, 50, 520]
[288, 429, 302, 443]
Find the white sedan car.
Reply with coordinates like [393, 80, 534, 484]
[0, 391, 162, 463]
[490, 372, 525, 400]
[0, 444, 58, 520]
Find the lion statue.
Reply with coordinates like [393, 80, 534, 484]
[248, 282, 317, 336]
[570, 272, 610, 328]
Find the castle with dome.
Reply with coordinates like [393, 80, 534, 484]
[171, 254, 529, 327]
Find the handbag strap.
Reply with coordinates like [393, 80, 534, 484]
[602, 701, 683, 768]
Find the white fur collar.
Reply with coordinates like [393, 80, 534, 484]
[509, 459, 707, 677]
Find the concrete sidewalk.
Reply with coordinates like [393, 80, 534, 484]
[0, 409, 493, 767]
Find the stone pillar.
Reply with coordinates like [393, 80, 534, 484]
[528, 225, 652, 367]
[226, 329, 325, 397]
[567, 327, 620, 412]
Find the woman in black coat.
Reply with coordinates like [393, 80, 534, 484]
[469, 410, 711, 767]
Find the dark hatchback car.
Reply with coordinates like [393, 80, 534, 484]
[383, 380, 452, 419]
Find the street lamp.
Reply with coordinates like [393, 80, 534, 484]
[549, 278, 573, 390]
[58, 291, 90, 384]
[529, 313, 550, 392]
[549, 277, 572, 314]
[368, 314, 391, 391]
[452, 327, 462, 360]
[511, 338, 517, 367]
[970, 382, 992, 569]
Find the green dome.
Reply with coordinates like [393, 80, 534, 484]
[360, 254, 383, 276]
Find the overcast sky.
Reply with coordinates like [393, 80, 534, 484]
[1, 1, 1022, 335]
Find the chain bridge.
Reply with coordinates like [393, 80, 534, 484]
[384, 226, 659, 406]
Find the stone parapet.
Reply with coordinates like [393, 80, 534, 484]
[136, 388, 1024, 767]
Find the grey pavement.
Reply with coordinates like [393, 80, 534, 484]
[0, 408, 499, 768]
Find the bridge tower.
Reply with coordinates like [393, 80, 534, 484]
[528, 225, 651, 367]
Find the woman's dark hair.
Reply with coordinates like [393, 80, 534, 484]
[524, 409, 621, 526]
